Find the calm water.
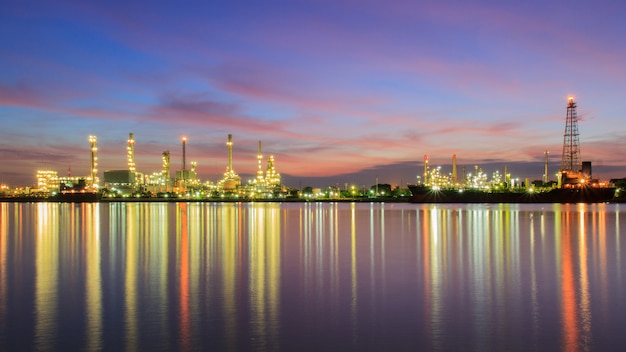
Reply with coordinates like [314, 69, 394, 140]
[0, 202, 625, 351]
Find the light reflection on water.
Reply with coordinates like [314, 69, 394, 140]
[0, 202, 625, 351]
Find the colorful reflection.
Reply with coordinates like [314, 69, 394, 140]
[0, 203, 7, 335]
[34, 203, 59, 351]
[0, 202, 625, 351]
[84, 203, 102, 351]
[248, 202, 281, 350]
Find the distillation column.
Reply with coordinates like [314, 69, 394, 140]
[452, 154, 458, 183]
[256, 141, 265, 184]
[89, 135, 98, 188]
[127, 133, 136, 173]
[181, 136, 187, 172]
[543, 150, 550, 184]
[227, 134, 233, 174]
[423, 155, 429, 185]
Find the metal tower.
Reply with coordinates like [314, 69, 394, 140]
[543, 150, 550, 183]
[89, 135, 98, 188]
[452, 154, 458, 182]
[181, 136, 187, 171]
[220, 134, 241, 190]
[127, 133, 136, 172]
[266, 155, 281, 186]
[423, 155, 429, 185]
[162, 151, 170, 179]
[256, 141, 265, 184]
[560, 97, 581, 173]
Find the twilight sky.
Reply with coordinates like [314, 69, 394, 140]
[1, 0, 626, 187]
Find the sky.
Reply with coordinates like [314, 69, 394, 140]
[1, 0, 626, 188]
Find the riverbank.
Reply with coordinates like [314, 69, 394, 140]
[0, 195, 410, 203]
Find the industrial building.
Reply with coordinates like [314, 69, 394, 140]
[218, 134, 242, 192]
[28, 131, 288, 199]
[557, 97, 604, 188]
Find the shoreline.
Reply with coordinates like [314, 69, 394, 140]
[0, 196, 409, 203]
[2, 196, 624, 204]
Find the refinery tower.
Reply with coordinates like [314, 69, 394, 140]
[558, 97, 593, 188]
[219, 134, 241, 190]
[560, 97, 581, 175]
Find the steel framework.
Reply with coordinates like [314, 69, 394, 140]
[560, 97, 581, 173]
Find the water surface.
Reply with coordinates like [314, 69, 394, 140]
[0, 202, 625, 351]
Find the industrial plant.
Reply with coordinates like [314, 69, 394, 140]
[408, 97, 617, 203]
[1, 97, 623, 202]
[417, 97, 611, 192]
[23, 133, 287, 200]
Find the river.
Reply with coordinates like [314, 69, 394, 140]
[0, 202, 624, 351]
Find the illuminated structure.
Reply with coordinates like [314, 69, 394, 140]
[504, 165, 511, 188]
[265, 155, 281, 186]
[36, 170, 59, 194]
[181, 136, 187, 171]
[103, 170, 136, 194]
[423, 155, 429, 184]
[560, 97, 581, 174]
[59, 175, 88, 193]
[141, 150, 173, 194]
[420, 156, 511, 191]
[127, 132, 144, 184]
[227, 134, 234, 173]
[174, 137, 199, 192]
[162, 150, 170, 180]
[88, 135, 99, 189]
[543, 150, 550, 184]
[127, 133, 136, 173]
[256, 141, 265, 185]
[102, 133, 145, 195]
[558, 97, 599, 188]
[247, 140, 282, 198]
[176, 137, 196, 186]
[218, 134, 241, 191]
[452, 154, 458, 183]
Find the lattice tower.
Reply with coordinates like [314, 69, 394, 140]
[560, 97, 581, 173]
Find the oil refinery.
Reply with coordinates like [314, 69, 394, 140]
[408, 97, 618, 203]
[1, 97, 624, 202]
[16, 132, 288, 200]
